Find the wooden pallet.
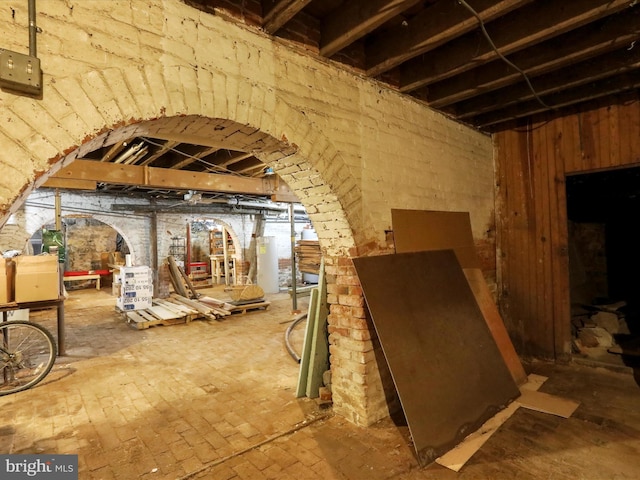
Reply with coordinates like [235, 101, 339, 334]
[122, 298, 201, 329]
[226, 300, 271, 315]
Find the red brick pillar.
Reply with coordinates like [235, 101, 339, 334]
[324, 256, 399, 426]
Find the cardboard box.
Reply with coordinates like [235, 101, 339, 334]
[0, 258, 15, 304]
[5, 308, 29, 320]
[14, 255, 60, 303]
[116, 295, 152, 311]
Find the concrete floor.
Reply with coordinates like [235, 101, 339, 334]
[1, 286, 640, 479]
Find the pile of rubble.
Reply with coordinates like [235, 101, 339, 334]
[572, 301, 636, 356]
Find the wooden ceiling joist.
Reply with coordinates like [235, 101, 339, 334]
[48, 159, 294, 197]
[456, 48, 640, 120]
[398, 0, 631, 92]
[365, 0, 532, 77]
[427, 10, 640, 109]
[320, 0, 423, 58]
[41, 178, 97, 190]
[263, 0, 312, 34]
[474, 70, 640, 129]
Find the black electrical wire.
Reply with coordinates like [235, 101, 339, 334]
[284, 313, 307, 363]
[457, 0, 553, 111]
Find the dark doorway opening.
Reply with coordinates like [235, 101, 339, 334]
[566, 166, 640, 369]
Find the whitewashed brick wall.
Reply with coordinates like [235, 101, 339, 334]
[0, 0, 494, 426]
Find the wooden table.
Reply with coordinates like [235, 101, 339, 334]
[63, 273, 101, 290]
[0, 298, 66, 356]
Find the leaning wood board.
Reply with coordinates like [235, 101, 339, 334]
[391, 208, 528, 386]
[305, 259, 328, 399]
[296, 287, 318, 398]
[353, 250, 520, 466]
[436, 373, 579, 471]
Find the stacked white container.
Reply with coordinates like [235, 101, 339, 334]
[115, 265, 153, 311]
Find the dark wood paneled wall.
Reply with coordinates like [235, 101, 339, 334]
[494, 92, 640, 360]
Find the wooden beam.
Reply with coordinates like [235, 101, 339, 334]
[473, 70, 640, 129]
[399, 0, 630, 92]
[365, 0, 532, 77]
[49, 159, 294, 197]
[455, 47, 640, 119]
[320, 0, 422, 58]
[40, 178, 97, 190]
[216, 152, 255, 169]
[171, 146, 219, 170]
[428, 11, 640, 109]
[263, 0, 311, 34]
[139, 140, 180, 166]
[271, 192, 299, 203]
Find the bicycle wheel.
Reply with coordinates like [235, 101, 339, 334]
[0, 320, 57, 396]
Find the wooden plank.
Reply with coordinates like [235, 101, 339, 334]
[320, 0, 423, 57]
[296, 287, 318, 398]
[41, 178, 97, 190]
[170, 295, 212, 313]
[263, 0, 312, 34]
[125, 311, 147, 324]
[125, 308, 187, 329]
[516, 390, 579, 418]
[50, 158, 295, 197]
[168, 256, 189, 298]
[463, 268, 527, 385]
[196, 296, 232, 316]
[154, 299, 196, 315]
[436, 400, 520, 472]
[535, 120, 554, 358]
[226, 301, 271, 315]
[306, 260, 328, 399]
[436, 374, 547, 472]
[170, 294, 219, 320]
[148, 305, 181, 320]
[517, 126, 531, 354]
[391, 209, 481, 268]
[135, 309, 159, 323]
[436, 373, 579, 471]
[550, 119, 571, 360]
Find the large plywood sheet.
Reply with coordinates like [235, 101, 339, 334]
[391, 209, 528, 385]
[391, 209, 480, 268]
[353, 250, 520, 466]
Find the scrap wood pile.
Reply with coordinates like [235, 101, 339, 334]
[295, 239, 321, 275]
[124, 293, 272, 329]
[167, 256, 200, 300]
[122, 256, 271, 329]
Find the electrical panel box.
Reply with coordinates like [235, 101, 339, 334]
[0, 49, 42, 95]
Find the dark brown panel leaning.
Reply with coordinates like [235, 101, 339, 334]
[352, 250, 520, 466]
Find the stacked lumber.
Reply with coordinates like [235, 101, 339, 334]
[197, 295, 271, 315]
[122, 294, 271, 329]
[123, 297, 200, 329]
[295, 240, 322, 274]
[296, 259, 329, 400]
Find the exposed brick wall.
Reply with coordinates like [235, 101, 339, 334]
[0, 0, 495, 426]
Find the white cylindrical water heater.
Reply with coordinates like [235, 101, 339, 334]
[257, 236, 279, 294]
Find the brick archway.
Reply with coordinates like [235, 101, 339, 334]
[1, 65, 392, 425]
[0, 65, 360, 258]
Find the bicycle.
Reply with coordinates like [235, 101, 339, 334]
[0, 320, 57, 396]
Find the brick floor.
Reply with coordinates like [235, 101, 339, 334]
[2, 286, 640, 479]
